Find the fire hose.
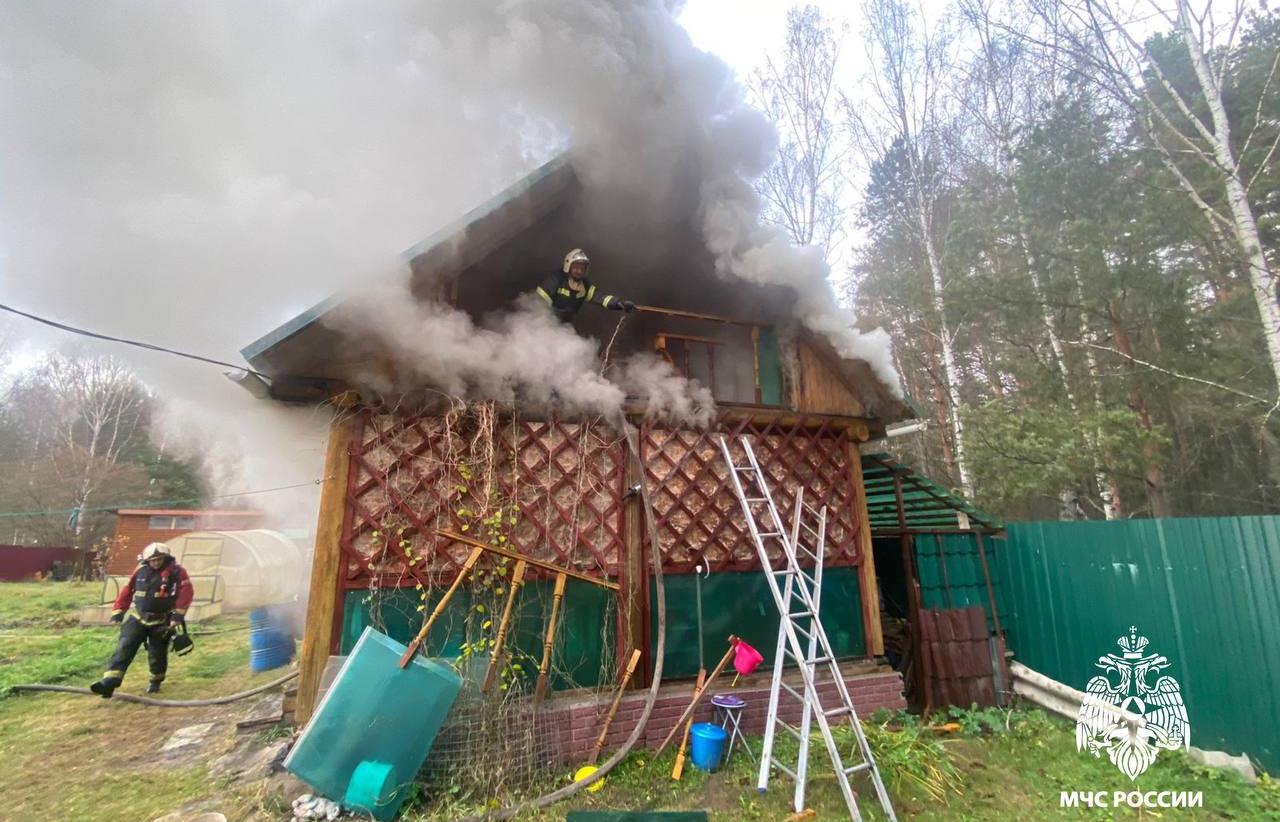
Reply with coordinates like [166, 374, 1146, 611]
[7, 670, 297, 707]
[454, 413, 670, 821]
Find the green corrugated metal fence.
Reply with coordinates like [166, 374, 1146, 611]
[997, 518, 1280, 773]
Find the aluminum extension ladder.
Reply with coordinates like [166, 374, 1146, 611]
[718, 435, 897, 822]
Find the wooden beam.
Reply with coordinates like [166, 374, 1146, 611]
[751, 326, 762, 404]
[619, 451, 647, 686]
[712, 406, 875, 436]
[895, 475, 925, 704]
[436, 530, 620, 590]
[634, 303, 756, 326]
[975, 532, 1004, 644]
[848, 437, 883, 657]
[655, 331, 725, 345]
[296, 411, 358, 726]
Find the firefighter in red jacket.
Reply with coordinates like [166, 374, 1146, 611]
[90, 542, 194, 697]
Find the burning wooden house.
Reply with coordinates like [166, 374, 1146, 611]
[239, 155, 915, 758]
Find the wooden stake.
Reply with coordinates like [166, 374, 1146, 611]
[482, 560, 527, 693]
[436, 530, 619, 591]
[590, 648, 642, 765]
[671, 667, 706, 780]
[655, 637, 738, 755]
[533, 572, 567, 706]
[398, 547, 484, 668]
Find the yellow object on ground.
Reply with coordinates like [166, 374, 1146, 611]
[574, 764, 604, 793]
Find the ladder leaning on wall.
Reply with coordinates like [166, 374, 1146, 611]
[717, 434, 897, 822]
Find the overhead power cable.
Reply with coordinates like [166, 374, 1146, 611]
[0, 477, 331, 520]
[0, 301, 269, 378]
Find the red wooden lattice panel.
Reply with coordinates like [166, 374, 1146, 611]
[338, 410, 625, 588]
[337, 409, 864, 587]
[639, 415, 862, 574]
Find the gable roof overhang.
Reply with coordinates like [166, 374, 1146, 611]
[240, 154, 578, 381]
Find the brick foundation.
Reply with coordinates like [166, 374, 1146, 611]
[539, 667, 905, 765]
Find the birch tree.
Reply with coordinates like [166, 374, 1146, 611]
[958, 0, 1125, 517]
[0, 354, 152, 555]
[1026, 0, 1280, 394]
[44, 355, 149, 543]
[752, 5, 850, 261]
[854, 0, 975, 496]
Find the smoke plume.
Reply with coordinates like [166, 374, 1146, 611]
[331, 284, 716, 426]
[0, 1, 898, 530]
[404, 1, 903, 395]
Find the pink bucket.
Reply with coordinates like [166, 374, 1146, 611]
[733, 639, 764, 676]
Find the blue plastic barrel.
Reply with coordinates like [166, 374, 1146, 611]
[689, 722, 727, 772]
[249, 606, 296, 672]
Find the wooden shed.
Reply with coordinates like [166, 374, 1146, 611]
[239, 155, 915, 734]
[105, 508, 266, 576]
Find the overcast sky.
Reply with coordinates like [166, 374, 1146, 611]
[679, 0, 854, 78]
[677, 0, 951, 277]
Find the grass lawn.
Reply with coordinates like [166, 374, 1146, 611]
[402, 708, 1279, 821]
[2, 580, 1276, 821]
[0, 580, 123, 692]
[0, 581, 291, 820]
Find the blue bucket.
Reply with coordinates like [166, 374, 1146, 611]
[249, 607, 296, 672]
[344, 759, 398, 816]
[689, 723, 727, 772]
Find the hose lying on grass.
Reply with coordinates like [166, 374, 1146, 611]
[7, 670, 297, 707]
[454, 414, 671, 822]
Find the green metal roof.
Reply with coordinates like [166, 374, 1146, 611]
[862, 452, 1001, 533]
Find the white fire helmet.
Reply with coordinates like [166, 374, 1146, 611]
[562, 248, 590, 274]
[141, 542, 171, 561]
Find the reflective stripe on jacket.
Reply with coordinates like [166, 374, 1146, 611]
[536, 271, 618, 322]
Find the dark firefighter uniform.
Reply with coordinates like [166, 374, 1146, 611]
[536, 270, 633, 323]
[92, 555, 193, 697]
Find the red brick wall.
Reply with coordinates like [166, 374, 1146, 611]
[107, 519, 189, 575]
[540, 670, 905, 765]
[105, 512, 266, 575]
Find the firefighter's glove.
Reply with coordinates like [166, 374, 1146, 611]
[109, 610, 124, 624]
[611, 300, 636, 313]
[168, 612, 186, 629]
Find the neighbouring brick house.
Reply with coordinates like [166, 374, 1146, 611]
[105, 508, 265, 575]
[238, 154, 916, 756]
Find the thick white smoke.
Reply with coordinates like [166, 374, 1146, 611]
[331, 283, 716, 425]
[0, 3, 537, 526]
[403, 0, 903, 396]
[0, 1, 900, 530]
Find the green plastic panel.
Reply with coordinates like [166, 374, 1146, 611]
[915, 533, 1002, 633]
[649, 568, 866, 679]
[756, 327, 784, 406]
[997, 518, 1280, 773]
[340, 577, 616, 690]
[284, 628, 461, 820]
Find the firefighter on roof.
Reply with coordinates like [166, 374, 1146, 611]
[90, 541, 193, 697]
[536, 248, 636, 323]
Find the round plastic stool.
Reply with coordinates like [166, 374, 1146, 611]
[710, 693, 753, 764]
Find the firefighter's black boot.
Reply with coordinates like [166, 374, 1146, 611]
[146, 680, 162, 694]
[89, 679, 117, 698]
